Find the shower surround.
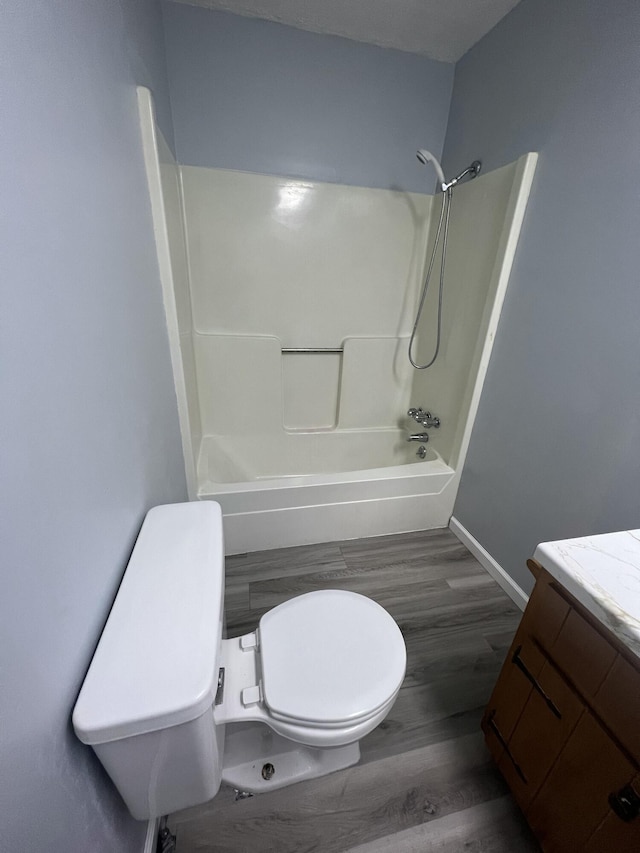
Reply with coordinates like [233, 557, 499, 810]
[138, 89, 536, 553]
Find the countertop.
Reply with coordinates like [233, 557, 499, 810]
[534, 529, 640, 660]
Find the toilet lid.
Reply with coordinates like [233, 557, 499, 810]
[258, 590, 406, 726]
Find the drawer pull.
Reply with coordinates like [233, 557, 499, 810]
[609, 784, 640, 822]
[512, 646, 562, 719]
[488, 712, 528, 784]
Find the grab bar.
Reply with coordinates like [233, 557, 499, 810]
[281, 347, 343, 355]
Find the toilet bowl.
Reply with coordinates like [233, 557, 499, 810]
[73, 502, 406, 820]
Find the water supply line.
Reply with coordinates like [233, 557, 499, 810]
[409, 151, 481, 370]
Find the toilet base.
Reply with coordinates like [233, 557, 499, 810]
[221, 722, 360, 793]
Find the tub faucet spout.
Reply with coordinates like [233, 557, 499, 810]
[407, 433, 430, 442]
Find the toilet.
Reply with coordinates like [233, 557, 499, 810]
[73, 502, 406, 820]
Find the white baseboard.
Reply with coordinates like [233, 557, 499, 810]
[143, 818, 159, 853]
[449, 516, 528, 611]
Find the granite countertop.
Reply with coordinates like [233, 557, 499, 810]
[533, 529, 640, 661]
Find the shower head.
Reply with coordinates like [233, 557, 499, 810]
[416, 149, 446, 188]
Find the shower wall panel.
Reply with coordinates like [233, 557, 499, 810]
[157, 133, 202, 459]
[180, 167, 432, 435]
[338, 337, 413, 429]
[181, 167, 431, 343]
[410, 155, 535, 465]
[138, 89, 201, 496]
[194, 335, 282, 435]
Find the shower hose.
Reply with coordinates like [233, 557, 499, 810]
[408, 186, 453, 370]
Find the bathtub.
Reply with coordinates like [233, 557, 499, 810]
[197, 428, 457, 554]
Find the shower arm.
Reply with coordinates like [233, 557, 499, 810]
[442, 160, 482, 192]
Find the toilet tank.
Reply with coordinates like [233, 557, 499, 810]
[73, 501, 226, 820]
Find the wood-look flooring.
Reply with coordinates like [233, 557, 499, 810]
[170, 528, 539, 852]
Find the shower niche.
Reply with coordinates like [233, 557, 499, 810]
[138, 87, 537, 553]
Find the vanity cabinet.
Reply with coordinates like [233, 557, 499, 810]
[482, 561, 640, 852]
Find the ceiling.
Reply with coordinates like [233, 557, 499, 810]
[169, 0, 522, 63]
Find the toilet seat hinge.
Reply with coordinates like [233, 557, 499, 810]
[240, 631, 258, 651]
[242, 684, 262, 707]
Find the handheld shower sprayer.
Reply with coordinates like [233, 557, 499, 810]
[416, 149, 446, 190]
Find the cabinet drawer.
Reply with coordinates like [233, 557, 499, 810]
[549, 608, 617, 699]
[525, 579, 571, 650]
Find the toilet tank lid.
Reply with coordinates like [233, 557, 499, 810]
[73, 502, 224, 745]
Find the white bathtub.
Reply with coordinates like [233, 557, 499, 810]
[197, 429, 457, 554]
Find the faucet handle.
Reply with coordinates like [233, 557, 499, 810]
[408, 407, 430, 421]
[419, 414, 440, 428]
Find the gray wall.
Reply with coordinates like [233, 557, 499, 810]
[445, 0, 640, 592]
[0, 2, 186, 851]
[161, 3, 454, 191]
[122, 0, 176, 148]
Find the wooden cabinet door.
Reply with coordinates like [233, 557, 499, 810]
[504, 658, 583, 811]
[483, 641, 584, 812]
[483, 637, 547, 750]
[527, 713, 639, 852]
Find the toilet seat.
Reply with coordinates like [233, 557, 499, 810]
[259, 692, 400, 748]
[259, 590, 406, 728]
[215, 590, 406, 747]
